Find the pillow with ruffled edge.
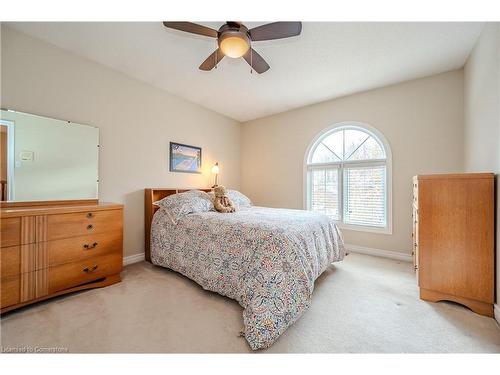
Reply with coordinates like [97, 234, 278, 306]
[154, 190, 214, 224]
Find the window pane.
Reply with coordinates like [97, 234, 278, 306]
[347, 136, 385, 160]
[321, 130, 343, 160]
[311, 143, 340, 163]
[344, 166, 386, 227]
[311, 168, 339, 220]
[344, 129, 369, 160]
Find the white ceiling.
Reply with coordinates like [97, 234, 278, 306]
[7, 22, 483, 122]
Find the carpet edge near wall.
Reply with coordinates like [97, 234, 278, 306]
[123, 253, 146, 266]
[494, 304, 500, 325]
[345, 244, 413, 262]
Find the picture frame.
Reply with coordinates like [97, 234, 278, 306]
[169, 142, 202, 174]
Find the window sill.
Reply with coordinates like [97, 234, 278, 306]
[335, 222, 392, 235]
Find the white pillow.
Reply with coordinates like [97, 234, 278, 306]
[154, 190, 214, 224]
[208, 189, 252, 210]
[227, 189, 252, 208]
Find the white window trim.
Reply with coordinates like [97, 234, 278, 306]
[303, 121, 392, 235]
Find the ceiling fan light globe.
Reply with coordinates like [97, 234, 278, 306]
[219, 36, 250, 58]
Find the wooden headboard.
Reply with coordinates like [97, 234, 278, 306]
[144, 188, 212, 262]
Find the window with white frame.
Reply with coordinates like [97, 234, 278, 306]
[306, 123, 391, 232]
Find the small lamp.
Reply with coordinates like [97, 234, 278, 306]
[211, 162, 220, 188]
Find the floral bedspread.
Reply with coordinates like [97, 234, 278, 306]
[151, 206, 345, 350]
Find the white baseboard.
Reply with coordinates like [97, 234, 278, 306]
[345, 244, 412, 262]
[123, 253, 145, 266]
[494, 304, 500, 325]
[123, 246, 412, 265]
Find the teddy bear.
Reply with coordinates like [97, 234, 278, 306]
[213, 185, 236, 213]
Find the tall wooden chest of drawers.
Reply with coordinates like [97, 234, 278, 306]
[412, 173, 494, 317]
[0, 201, 123, 313]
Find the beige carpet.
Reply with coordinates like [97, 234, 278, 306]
[1, 253, 499, 353]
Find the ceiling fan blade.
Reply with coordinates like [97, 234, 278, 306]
[249, 22, 302, 41]
[199, 49, 225, 71]
[243, 48, 270, 74]
[163, 22, 218, 38]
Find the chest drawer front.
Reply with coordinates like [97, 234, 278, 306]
[47, 209, 123, 241]
[48, 230, 122, 266]
[1, 246, 21, 278]
[1, 218, 21, 247]
[48, 252, 122, 294]
[1, 243, 51, 277]
[413, 180, 418, 206]
[1, 275, 20, 308]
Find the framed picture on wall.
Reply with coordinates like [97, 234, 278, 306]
[169, 142, 202, 174]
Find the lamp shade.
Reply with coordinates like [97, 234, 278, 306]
[211, 163, 220, 174]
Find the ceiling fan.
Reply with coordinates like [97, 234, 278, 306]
[162, 21, 302, 74]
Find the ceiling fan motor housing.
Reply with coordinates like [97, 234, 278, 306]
[217, 24, 251, 58]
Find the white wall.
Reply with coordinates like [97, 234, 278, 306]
[463, 23, 500, 314]
[241, 70, 465, 255]
[464, 24, 500, 173]
[0, 26, 241, 258]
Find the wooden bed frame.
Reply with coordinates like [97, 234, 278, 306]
[144, 188, 212, 262]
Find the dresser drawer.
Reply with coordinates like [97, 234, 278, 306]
[1, 218, 21, 247]
[47, 209, 123, 241]
[412, 177, 419, 206]
[1, 246, 20, 278]
[1, 275, 20, 309]
[48, 230, 122, 266]
[48, 252, 122, 293]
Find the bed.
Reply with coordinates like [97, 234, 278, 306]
[144, 188, 345, 350]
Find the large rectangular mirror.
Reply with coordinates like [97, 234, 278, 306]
[0, 110, 99, 202]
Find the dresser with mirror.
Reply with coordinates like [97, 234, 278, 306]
[0, 109, 123, 313]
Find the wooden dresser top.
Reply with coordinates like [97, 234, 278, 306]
[0, 201, 123, 218]
[414, 173, 494, 180]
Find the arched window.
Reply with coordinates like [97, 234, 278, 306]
[305, 122, 392, 233]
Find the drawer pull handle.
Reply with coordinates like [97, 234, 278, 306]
[87, 212, 94, 218]
[87, 224, 93, 230]
[83, 242, 98, 250]
[83, 265, 98, 273]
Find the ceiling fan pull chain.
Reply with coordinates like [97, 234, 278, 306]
[250, 48, 253, 74]
[215, 41, 218, 69]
